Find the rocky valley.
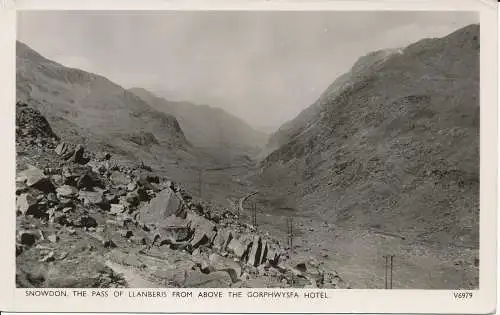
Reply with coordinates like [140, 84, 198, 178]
[15, 23, 479, 290]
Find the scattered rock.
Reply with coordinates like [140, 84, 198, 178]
[130, 236, 148, 245]
[51, 174, 65, 186]
[73, 215, 98, 229]
[110, 204, 125, 215]
[57, 251, 68, 260]
[48, 234, 59, 243]
[136, 187, 151, 202]
[39, 251, 55, 262]
[17, 165, 55, 193]
[76, 172, 103, 190]
[16, 101, 59, 141]
[16, 243, 24, 256]
[55, 142, 75, 160]
[16, 193, 39, 216]
[56, 185, 78, 199]
[78, 190, 104, 207]
[46, 192, 57, 202]
[110, 171, 129, 186]
[52, 213, 70, 225]
[103, 239, 117, 249]
[18, 231, 38, 246]
[127, 182, 137, 192]
[70, 144, 85, 164]
[126, 191, 140, 207]
[121, 230, 133, 238]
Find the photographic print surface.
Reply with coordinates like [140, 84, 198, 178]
[15, 10, 479, 290]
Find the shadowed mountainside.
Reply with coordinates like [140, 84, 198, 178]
[16, 41, 190, 165]
[259, 24, 479, 249]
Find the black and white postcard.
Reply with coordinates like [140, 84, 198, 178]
[0, 0, 497, 313]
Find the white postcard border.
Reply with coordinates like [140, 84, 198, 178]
[0, 0, 496, 314]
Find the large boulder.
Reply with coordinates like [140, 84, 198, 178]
[260, 239, 269, 265]
[54, 142, 74, 160]
[16, 165, 54, 193]
[76, 172, 103, 191]
[87, 160, 109, 176]
[138, 188, 184, 226]
[16, 192, 38, 216]
[17, 230, 39, 246]
[264, 242, 281, 266]
[247, 235, 263, 267]
[78, 190, 104, 207]
[69, 144, 86, 164]
[72, 215, 98, 229]
[56, 185, 78, 199]
[125, 191, 140, 207]
[227, 238, 247, 258]
[110, 204, 125, 215]
[186, 212, 217, 249]
[213, 229, 233, 251]
[62, 165, 101, 188]
[110, 171, 130, 187]
[153, 215, 191, 244]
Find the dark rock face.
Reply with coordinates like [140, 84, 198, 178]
[248, 235, 263, 267]
[16, 101, 59, 141]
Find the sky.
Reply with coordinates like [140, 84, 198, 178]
[17, 11, 478, 132]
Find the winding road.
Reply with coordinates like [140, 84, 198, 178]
[238, 191, 258, 214]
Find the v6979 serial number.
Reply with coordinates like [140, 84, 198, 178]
[453, 292, 473, 299]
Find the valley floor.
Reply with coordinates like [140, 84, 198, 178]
[197, 165, 479, 290]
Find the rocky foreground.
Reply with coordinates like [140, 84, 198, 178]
[15, 101, 347, 289]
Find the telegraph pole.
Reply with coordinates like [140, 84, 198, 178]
[384, 255, 388, 289]
[383, 254, 395, 289]
[287, 217, 293, 253]
[198, 168, 203, 198]
[390, 255, 394, 289]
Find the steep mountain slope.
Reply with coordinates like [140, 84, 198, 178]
[266, 48, 402, 152]
[16, 41, 189, 164]
[259, 24, 479, 248]
[129, 88, 267, 156]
